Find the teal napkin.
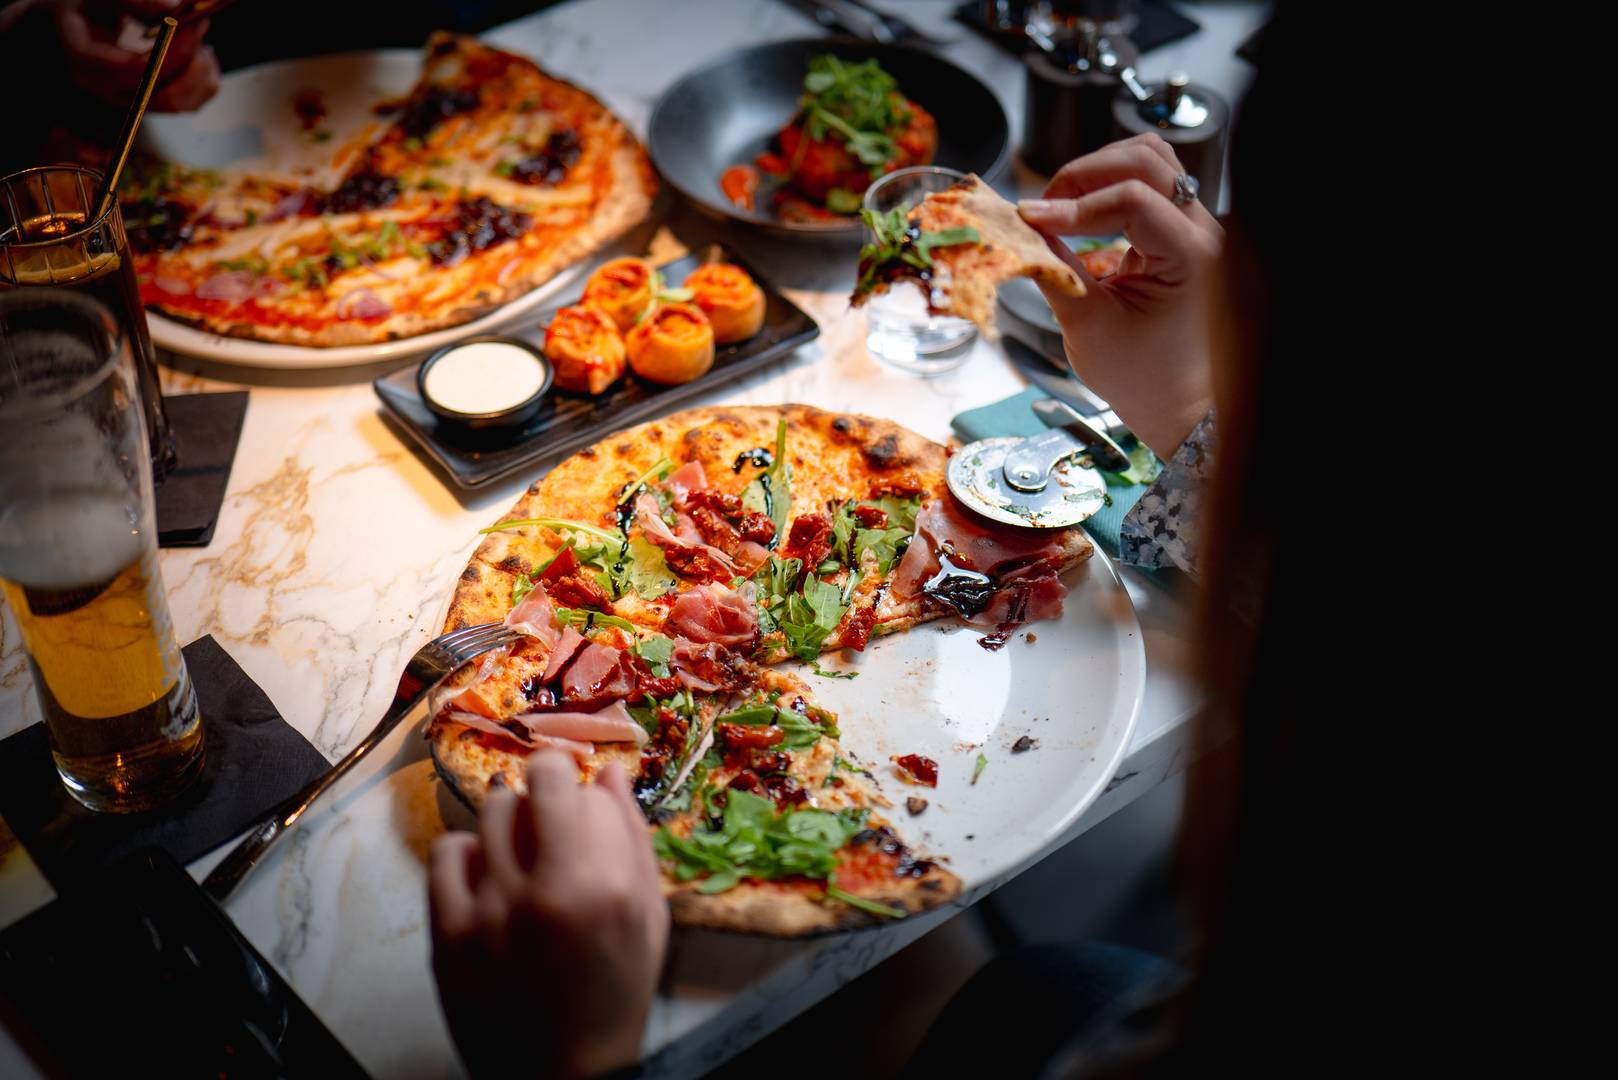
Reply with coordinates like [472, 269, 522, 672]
[951, 387, 1153, 558]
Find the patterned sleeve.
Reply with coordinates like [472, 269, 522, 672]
[1117, 411, 1216, 576]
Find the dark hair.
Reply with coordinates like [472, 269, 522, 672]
[1173, 4, 1373, 1066]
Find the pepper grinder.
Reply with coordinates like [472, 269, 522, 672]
[1020, 24, 1137, 175]
[1112, 73, 1229, 211]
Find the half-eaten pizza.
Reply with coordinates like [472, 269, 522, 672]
[430, 404, 1092, 936]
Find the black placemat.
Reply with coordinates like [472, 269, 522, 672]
[156, 390, 249, 548]
[0, 848, 369, 1078]
[374, 247, 818, 490]
[0, 635, 329, 891]
[954, 0, 1200, 55]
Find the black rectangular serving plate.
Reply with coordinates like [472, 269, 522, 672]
[374, 248, 818, 490]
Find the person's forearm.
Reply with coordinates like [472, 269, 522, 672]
[1095, 378, 1213, 463]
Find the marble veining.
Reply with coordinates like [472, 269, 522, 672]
[0, 2, 1262, 1075]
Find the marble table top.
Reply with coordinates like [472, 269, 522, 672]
[0, 2, 1265, 1074]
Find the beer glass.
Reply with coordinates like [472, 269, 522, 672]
[0, 290, 203, 812]
[862, 167, 977, 374]
[1, 165, 177, 482]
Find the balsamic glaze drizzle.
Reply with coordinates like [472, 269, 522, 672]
[732, 447, 774, 473]
[921, 547, 995, 617]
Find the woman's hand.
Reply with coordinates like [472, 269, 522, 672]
[429, 753, 670, 1079]
[1018, 134, 1224, 459]
[53, 0, 220, 113]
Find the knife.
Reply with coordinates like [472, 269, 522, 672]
[1002, 334, 1115, 418]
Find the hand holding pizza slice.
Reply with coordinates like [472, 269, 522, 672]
[850, 173, 1086, 337]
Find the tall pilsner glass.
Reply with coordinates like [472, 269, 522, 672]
[0, 290, 203, 812]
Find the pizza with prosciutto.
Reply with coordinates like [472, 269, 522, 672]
[429, 404, 1092, 936]
[118, 33, 655, 347]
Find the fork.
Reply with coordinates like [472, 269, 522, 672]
[202, 620, 519, 903]
[841, 0, 956, 47]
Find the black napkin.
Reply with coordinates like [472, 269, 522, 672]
[953, 0, 1200, 55]
[0, 635, 330, 891]
[156, 391, 249, 548]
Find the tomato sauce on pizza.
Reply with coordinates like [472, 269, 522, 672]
[118, 33, 655, 348]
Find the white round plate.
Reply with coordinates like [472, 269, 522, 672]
[784, 548, 1143, 889]
[423, 544, 1143, 893]
[138, 49, 586, 369]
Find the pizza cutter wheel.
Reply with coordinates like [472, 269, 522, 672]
[947, 399, 1132, 529]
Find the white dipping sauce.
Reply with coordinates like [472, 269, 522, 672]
[423, 341, 546, 414]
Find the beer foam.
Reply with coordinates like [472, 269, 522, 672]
[0, 490, 145, 590]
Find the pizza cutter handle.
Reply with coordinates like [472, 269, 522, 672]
[1031, 398, 1134, 473]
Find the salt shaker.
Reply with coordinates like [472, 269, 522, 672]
[1111, 73, 1229, 210]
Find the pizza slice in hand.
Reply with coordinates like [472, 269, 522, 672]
[849, 173, 1085, 336]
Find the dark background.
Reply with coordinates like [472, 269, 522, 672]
[204, 0, 568, 72]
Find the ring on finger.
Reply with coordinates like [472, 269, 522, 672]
[1172, 173, 1200, 207]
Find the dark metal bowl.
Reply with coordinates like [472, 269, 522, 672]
[648, 38, 1011, 239]
[417, 335, 553, 432]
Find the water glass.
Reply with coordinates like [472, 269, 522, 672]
[0, 290, 203, 812]
[862, 166, 977, 375]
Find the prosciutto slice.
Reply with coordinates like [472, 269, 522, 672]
[670, 637, 748, 693]
[893, 497, 1070, 631]
[506, 583, 561, 648]
[964, 571, 1066, 629]
[660, 461, 710, 507]
[559, 642, 639, 705]
[507, 701, 648, 746]
[541, 626, 588, 684]
[667, 582, 759, 647]
[732, 540, 771, 577]
[633, 493, 736, 573]
[893, 498, 1066, 599]
[443, 710, 594, 760]
[673, 512, 706, 546]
